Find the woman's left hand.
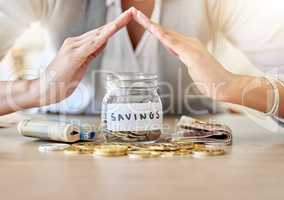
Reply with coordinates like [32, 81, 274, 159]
[131, 8, 236, 101]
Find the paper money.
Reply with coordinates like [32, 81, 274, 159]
[172, 116, 233, 145]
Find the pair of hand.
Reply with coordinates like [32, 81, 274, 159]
[36, 7, 234, 107]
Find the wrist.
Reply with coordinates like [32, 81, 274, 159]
[27, 79, 41, 108]
[216, 73, 242, 104]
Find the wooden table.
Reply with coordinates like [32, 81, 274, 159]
[1, 114, 284, 200]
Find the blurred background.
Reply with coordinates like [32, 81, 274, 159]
[0, 0, 279, 126]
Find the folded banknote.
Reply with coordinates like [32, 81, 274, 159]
[172, 116, 233, 145]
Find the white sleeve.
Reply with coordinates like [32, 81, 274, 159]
[208, 0, 284, 69]
[0, 0, 54, 59]
[0, 0, 91, 56]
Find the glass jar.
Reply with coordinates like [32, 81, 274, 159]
[101, 73, 163, 143]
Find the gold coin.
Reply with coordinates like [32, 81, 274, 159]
[94, 145, 128, 155]
[128, 150, 152, 159]
[178, 144, 194, 150]
[192, 149, 211, 158]
[72, 142, 96, 150]
[64, 146, 80, 155]
[176, 149, 192, 156]
[75, 146, 95, 151]
[192, 148, 225, 158]
[193, 143, 205, 150]
[79, 149, 94, 155]
[150, 151, 162, 158]
[148, 143, 180, 151]
[205, 144, 226, 149]
[93, 151, 127, 157]
[160, 151, 177, 158]
[208, 148, 225, 156]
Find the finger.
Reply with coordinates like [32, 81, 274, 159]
[85, 43, 107, 64]
[77, 8, 132, 57]
[102, 8, 133, 39]
[131, 8, 167, 37]
[131, 8, 179, 51]
[77, 34, 107, 58]
[131, 7, 152, 30]
[77, 8, 132, 42]
[131, 7, 176, 48]
[73, 43, 106, 82]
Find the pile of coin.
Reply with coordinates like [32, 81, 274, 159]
[44, 140, 226, 159]
[105, 130, 162, 143]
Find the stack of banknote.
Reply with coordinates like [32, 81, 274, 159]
[172, 116, 232, 145]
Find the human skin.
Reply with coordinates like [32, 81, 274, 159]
[1, 5, 283, 118]
[130, 8, 284, 118]
[0, 9, 133, 116]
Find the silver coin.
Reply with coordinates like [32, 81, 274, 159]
[38, 143, 70, 152]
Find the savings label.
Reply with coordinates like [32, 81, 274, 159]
[106, 103, 163, 132]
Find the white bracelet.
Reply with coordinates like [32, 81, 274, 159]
[264, 76, 280, 116]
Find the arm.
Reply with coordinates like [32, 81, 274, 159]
[0, 9, 133, 116]
[0, 80, 38, 115]
[226, 75, 284, 117]
[131, 8, 284, 117]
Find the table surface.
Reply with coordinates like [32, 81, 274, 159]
[1, 113, 284, 200]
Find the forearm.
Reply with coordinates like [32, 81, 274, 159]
[0, 80, 39, 115]
[221, 74, 284, 117]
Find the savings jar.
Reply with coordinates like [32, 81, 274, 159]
[101, 73, 163, 143]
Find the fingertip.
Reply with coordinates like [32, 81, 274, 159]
[150, 24, 159, 35]
[129, 7, 137, 13]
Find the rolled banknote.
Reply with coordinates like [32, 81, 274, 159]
[17, 119, 81, 143]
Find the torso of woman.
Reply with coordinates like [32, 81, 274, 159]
[121, 0, 155, 50]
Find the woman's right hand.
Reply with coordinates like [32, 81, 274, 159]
[32, 9, 132, 107]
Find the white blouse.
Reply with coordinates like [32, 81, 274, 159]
[0, 0, 284, 115]
[101, 0, 162, 74]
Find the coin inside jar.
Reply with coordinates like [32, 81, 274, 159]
[105, 130, 162, 143]
[101, 73, 163, 144]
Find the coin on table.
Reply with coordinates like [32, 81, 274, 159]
[149, 151, 162, 158]
[176, 149, 192, 157]
[128, 150, 152, 159]
[192, 148, 225, 158]
[208, 148, 225, 156]
[130, 144, 148, 151]
[72, 142, 96, 151]
[108, 142, 132, 148]
[205, 144, 226, 149]
[148, 143, 180, 151]
[78, 149, 94, 155]
[94, 151, 127, 157]
[160, 151, 177, 158]
[38, 143, 70, 152]
[94, 145, 128, 157]
[93, 151, 127, 157]
[177, 143, 194, 150]
[192, 149, 211, 158]
[64, 146, 80, 155]
[193, 143, 205, 150]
